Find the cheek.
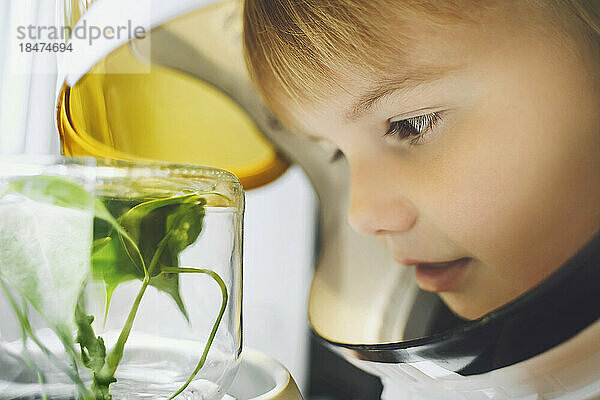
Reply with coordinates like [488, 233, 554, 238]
[409, 116, 529, 266]
[414, 86, 600, 281]
[441, 115, 555, 267]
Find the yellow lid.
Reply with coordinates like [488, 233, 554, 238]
[58, 42, 288, 190]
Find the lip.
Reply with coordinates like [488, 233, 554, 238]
[412, 257, 473, 292]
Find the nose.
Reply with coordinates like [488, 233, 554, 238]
[347, 162, 418, 236]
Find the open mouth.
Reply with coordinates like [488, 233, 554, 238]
[414, 257, 473, 292]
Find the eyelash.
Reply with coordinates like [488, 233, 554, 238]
[329, 111, 442, 163]
[330, 149, 344, 163]
[384, 111, 442, 145]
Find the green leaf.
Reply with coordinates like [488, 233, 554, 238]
[151, 198, 206, 320]
[95, 195, 206, 318]
[7, 176, 122, 240]
[6, 175, 146, 323]
[164, 200, 206, 256]
[101, 195, 208, 376]
[9, 176, 94, 212]
[90, 233, 139, 321]
[117, 194, 200, 245]
[0, 178, 94, 338]
[118, 194, 203, 274]
[149, 269, 187, 319]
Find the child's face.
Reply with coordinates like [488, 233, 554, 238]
[286, 8, 600, 319]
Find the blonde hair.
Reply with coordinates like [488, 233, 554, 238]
[243, 0, 600, 122]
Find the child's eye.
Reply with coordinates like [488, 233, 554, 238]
[384, 111, 442, 145]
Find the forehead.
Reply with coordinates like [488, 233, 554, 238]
[254, 1, 487, 118]
[283, 24, 478, 132]
[268, 2, 560, 134]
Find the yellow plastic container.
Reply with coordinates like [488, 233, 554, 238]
[58, 30, 288, 190]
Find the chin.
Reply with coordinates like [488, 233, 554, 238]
[439, 292, 497, 321]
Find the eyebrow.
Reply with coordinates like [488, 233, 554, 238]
[344, 65, 460, 122]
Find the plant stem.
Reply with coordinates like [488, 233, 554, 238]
[19, 302, 52, 400]
[11, 319, 49, 400]
[161, 267, 229, 400]
[37, 371, 50, 400]
[98, 197, 220, 398]
[105, 275, 150, 375]
[57, 329, 81, 375]
[23, 300, 82, 382]
[105, 213, 174, 374]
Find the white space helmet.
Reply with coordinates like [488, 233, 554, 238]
[52, 1, 600, 399]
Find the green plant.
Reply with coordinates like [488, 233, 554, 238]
[0, 176, 228, 399]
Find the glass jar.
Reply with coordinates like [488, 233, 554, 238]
[0, 156, 243, 400]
